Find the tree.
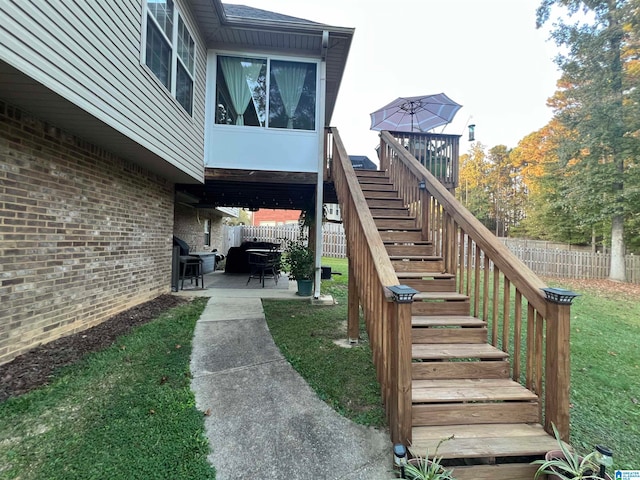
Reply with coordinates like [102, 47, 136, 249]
[458, 143, 529, 236]
[537, 0, 640, 281]
[458, 143, 494, 231]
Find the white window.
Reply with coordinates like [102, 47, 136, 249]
[215, 55, 317, 130]
[144, 0, 195, 115]
[203, 219, 211, 247]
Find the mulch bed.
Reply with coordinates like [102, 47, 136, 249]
[0, 294, 190, 403]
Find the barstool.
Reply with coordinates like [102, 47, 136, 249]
[179, 255, 204, 290]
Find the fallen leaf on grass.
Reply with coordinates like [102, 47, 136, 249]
[149, 409, 155, 415]
[175, 344, 182, 349]
[608, 351, 618, 356]
[159, 376, 168, 384]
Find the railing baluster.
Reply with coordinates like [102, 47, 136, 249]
[473, 244, 481, 317]
[492, 264, 500, 347]
[483, 254, 490, 322]
[458, 228, 465, 293]
[513, 289, 522, 382]
[503, 277, 510, 354]
[526, 302, 535, 391]
[466, 234, 472, 296]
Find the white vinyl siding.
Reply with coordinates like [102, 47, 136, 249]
[0, 0, 205, 182]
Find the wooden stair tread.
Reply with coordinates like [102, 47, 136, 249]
[410, 424, 558, 459]
[397, 272, 454, 278]
[450, 463, 539, 480]
[412, 343, 509, 359]
[412, 378, 538, 403]
[390, 255, 442, 261]
[384, 241, 433, 245]
[412, 316, 486, 327]
[414, 292, 469, 301]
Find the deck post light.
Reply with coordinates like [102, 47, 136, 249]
[388, 285, 419, 303]
[594, 445, 613, 479]
[418, 179, 426, 191]
[541, 287, 580, 305]
[468, 124, 476, 141]
[393, 443, 408, 479]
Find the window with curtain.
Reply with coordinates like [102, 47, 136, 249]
[144, 0, 195, 115]
[215, 55, 316, 130]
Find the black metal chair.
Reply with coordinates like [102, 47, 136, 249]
[246, 252, 279, 287]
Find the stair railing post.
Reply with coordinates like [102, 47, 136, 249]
[388, 285, 417, 445]
[542, 288, 579, 442]
[380, 136, 389, 172]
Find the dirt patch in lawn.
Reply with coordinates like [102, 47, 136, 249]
[0, 295, 190, 403]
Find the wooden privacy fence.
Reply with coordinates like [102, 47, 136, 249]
[506, 246, 640, 284]
[222, 223, 347, 258]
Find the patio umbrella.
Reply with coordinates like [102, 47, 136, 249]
[369, 93, 462, 132]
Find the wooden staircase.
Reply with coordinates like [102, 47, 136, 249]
[356, 169, 558, 479]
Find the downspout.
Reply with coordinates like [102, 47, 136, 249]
[313, 31, 329, 299]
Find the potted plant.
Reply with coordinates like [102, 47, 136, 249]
[533, 425, 612, 480]
[282, 236, 315, 296]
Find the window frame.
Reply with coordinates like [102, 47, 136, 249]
[213, 52, 319, 132]
[142, 0, 196, 116]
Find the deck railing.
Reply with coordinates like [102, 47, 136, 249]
[327, 127, 413, 444]
[378, 131, 573, 441]
[387, 131, 460, 190]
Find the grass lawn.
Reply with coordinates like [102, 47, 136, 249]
[0, 297, 215, 480]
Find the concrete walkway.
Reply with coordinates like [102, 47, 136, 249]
[183, 272, 392, 480]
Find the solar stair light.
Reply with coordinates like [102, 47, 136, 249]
[388, 285, 419, 303]
[541, 287, 580, 305]
[594, 445, 613, 479]
[393, 443, 408, 479]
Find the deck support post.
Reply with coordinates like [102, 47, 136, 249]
[544, 301, 571, 441]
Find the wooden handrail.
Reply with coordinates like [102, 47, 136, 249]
[379, 130, 572, 441]
[328, 127, 413, 444]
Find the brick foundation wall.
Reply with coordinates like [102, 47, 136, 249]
[0, 100, 175, 365]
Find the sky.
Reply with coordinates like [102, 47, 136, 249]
[227, 0, 562, 160]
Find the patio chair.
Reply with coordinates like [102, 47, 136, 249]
[246, 251, 279, 287]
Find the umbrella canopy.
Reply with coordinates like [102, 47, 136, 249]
[369, 93, 462, 132]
